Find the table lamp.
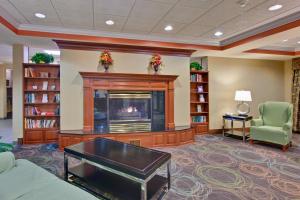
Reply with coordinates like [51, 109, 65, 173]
[235, 90, 252, 116]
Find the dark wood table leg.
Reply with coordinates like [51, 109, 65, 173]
[64, 152, 68, 181]
[167, 161, 171, 190]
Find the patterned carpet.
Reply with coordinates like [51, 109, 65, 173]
[13, 134, 300, 200]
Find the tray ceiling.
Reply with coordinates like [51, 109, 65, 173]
[1, 0, 300, 45]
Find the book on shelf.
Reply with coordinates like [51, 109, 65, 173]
[42, 94, 48, 103]
[24, 68, 37, 78]
[25, 93, 36, 103]
[25, 106, 41, 116]
[197, 105, 202, 112]
[197, 85, 204, 93]
[24, 118, 56, 129]
[190, 74, 203, 82]
[42, 81, 48, 90]
[55, 106, 60, 115]
[53, 94, 60, 103]
[40, 72, 49, 78]
[192, 116, 206, 123]
[199, 94, 205, 102]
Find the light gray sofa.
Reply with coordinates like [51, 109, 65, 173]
[0, 152, 99, 200]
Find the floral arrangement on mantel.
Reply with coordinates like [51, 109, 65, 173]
[149, 54, 163, 74]
[99, 50, 113, 72]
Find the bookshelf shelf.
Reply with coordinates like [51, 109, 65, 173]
[24, 90, 60, 92]
[191, 112, 208, 115]
[190, 81, 208, 84]
[25, 128, 59, 131]
[190, 71, 209, 74]
[24, 102, 60, 105]
[190, 69, 209, 134]
[25, 115, 60, 118]
[24, 77, 60, 80]
[23, 63, 60, 144]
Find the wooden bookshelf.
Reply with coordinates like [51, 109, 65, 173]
[190, 70, 209, 134]
[23, 63, 60, 144]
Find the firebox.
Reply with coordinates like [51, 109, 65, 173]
[94, 90, 165, 133]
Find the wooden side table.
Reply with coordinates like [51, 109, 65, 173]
[222, 115, 253, 142]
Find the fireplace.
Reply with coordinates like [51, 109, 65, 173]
[94, 90, 165, 133]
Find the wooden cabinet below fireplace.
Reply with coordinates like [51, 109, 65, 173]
[58, 127, 195, 150]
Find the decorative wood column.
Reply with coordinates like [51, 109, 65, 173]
[79, 72, 178, 132]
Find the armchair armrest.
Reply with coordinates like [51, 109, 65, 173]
[283, 122, 292, 132]
[251, 118, 263, 127]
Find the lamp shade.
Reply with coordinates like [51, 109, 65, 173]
[235, 90, 252, 102]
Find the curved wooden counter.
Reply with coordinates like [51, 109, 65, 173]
[59, 127, 195, 150]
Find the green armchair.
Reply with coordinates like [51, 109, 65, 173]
[250, 101, 293, 151]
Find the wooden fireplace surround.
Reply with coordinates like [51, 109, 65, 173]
[80, 72, 178, 131]
[58, 72, 196, 150]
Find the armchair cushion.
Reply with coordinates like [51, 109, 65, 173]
[0, 152, 15, 174]
[250, 126, 289, 145]
[251, 118, 263, 127]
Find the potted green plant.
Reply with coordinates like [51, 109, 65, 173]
[31, 53, 54, 64]
[190, 62, 202, 71]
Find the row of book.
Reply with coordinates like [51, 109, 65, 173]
[24, 119, 57, 129]
[24, 68, 59, 78]
[190, 74, 203, 82]
[25, 106, 59, 116]
[25, 93, 60, 103]
[192, 116, 207, 123]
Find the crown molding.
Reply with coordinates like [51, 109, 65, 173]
[18, 24, 219, 47]
[244, 49, 296, 56]
[54, 39, 196, 57]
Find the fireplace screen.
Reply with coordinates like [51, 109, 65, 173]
[94, 90, 165, 133]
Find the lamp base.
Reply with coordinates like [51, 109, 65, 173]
[236, 102, 250, 115]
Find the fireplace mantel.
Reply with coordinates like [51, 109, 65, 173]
[80, 72, 178, 131]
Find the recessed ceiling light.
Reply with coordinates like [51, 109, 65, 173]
[44, 50, 60, 56]
[164, 25, 173, 31]
[105, 20, 114, 25]
[282, 39, 288, 42]
[34, 13, 46, 19]
[268, 4, 282, 11]
[297, 41, 300, 44]
[214, 31, 223, 37]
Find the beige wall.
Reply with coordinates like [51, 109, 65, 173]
[0, 65, 7, 118]
[60, 49, 190, 130]
[284, 60, 293, 102]
[208, 57, 286, 129]
[12, 44, 28, 140]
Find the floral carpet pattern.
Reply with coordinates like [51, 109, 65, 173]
[13, 134, 300, 200]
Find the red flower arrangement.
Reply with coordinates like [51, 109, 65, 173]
[99, 50, 113, 72]
[149, 54, 163, 73]
[99, 50, 113, 65]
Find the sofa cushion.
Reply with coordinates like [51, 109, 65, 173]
[0, 159, 58, 200]
[250, 126, 289, 145]
[0, 159, 99, 200]
[262, 102, 290, 127]
[0, 152, 15, 174]
[15, 178, 99, 200]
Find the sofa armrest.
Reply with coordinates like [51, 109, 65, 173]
[0, 152, 15, 174]
[251, 118, 263, 127]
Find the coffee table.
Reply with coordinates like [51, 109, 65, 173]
[64, 138, 171, 200]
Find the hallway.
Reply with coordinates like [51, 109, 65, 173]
[0, 119, 12, 143]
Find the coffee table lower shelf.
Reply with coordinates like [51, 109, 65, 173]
[68, 162, 168, 200]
